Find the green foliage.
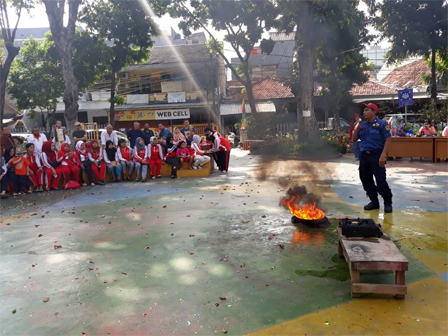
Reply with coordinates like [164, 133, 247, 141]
[418, 100, 448, 126]
[422, 50, 448, 87]
[206, 38, 223, 55]
[369, 0, 447, 99]
[109, 96, 125, 106]
[81, 0, 158, 74]
[170, 0, 279, 115]
[8, 37, 64, 113]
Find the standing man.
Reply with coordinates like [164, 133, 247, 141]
[72, 122, 87, 143]
[127, 122, 144, 148]
[0, 125, 15, 154]
[353, 103, 393, 213]
[100, 124, 118, 149]
[51, 120, 68, 150]
[157, 123, 173, 145]
[180, 119, 195, 145]
[142, 123, 154, 145]
[27, 127, 48, 155]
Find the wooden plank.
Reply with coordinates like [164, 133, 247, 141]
[435, 138, 448, 160]
[353, 261, 408, 271]
[337, 228, 408, 263]
[352, 283, 407, 295]
[387, 137, 433, 159]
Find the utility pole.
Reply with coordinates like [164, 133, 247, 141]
[205, 62, 211, 127]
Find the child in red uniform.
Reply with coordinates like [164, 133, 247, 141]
[11, 149, 33, 194]
[164, 136, 180, 179]
[41, 141, 62, 190]
[147, 136, 163, 178]
[24, 143, 44, 192]
[57, 142, 82, 184]
[117, 139, 135, 180]
[88, 139, 106, 185]
[176, 141, 193, 170]
[133, 137, 148, 181]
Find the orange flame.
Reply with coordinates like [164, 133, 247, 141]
[282, 198, 325, 220]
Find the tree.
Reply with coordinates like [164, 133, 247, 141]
[80, 0, 158, 125]
[169, 0, 279, 119]
[422, 50, 448, 88]
[7, 37, 64, 130]
[42, 0, 81, 133]
[366, 0, 447, 100]
[7, 31, 109, 131]
[315, 0, 370, 132]
[0, 0, 31, 123]
[279, 0, 370, 142]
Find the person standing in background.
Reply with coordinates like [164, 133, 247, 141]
[27, 127, 48, 155]
[180, 120, 195, 145]
[101, 125, 119, 149]
[0, 125, 15, 154]
[127, 122, 144, 148]
[51, 120, 68, 151]
[72, 122, 87, 143]
[142, 123, 154, 145]
[353, 103, 393, 213]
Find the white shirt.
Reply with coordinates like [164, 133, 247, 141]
[27, 133, 48, 154]
[442, 126, 448, 137]
[101, 130, 119, 147]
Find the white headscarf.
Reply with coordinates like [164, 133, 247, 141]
[75, 140, 86, 154]
[192, 135, 201, 144]
[150, 136, 157, 144]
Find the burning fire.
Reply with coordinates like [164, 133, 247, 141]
[281, 198, 325, 220]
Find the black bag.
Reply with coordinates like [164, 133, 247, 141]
[49, 161, 60, 168]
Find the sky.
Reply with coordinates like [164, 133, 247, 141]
[5, 0, 389, 52]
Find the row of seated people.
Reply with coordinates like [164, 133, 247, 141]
[1, 134, 230, 196]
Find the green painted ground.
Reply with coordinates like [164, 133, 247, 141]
[0, 151, 439, 335]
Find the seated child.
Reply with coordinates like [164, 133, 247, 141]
[11, 149, 33, 194]
[176, 141, 193, 170]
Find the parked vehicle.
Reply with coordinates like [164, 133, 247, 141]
[322, 117, 350, 131]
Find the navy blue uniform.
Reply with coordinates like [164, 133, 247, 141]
[357, 117, 392, 199]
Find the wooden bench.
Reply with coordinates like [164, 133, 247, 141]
[337, 228, 408, 299]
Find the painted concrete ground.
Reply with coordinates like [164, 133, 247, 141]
[0, 150, 447, 336]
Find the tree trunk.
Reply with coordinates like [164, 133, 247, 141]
[245, 79, 258, 120]
[430, 47, 437, 101]
[109, 70, 116, 126]
[43, 0, 81, 135]
[0, 44, 20, 123]
[298, 45, 319, 142]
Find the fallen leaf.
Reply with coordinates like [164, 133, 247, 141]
[38, 234, 43, 237]
[240, 263, 245, 268]
[43, 297, 50, 302]
[35, 225, 39, 228]
[219, 297, 227, 300]
[100, 215, 105, 218]
[189, 234, 195, 237]
[143, 246, 150, 250]
[261, 215, 266, 218]
[12, 309, 16, 314]
[121, 272, 128, 276]
[88, 268, 94, 271]
[221, 327, 228, 333]
[95, 274, 100, 278]
[215, 303, 220, 307]
[54, 245, 62, 249]
[278, 244, 285, 249]
[188, 251, 194, 255]
[162, 205, 167, 208]
[103, 279, 108, 283]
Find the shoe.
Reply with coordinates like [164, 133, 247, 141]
[142, 179, 146, 183]
[82, 183, 87, 187]
[364, 194, 380, 210]
[193, 166, 198, 170]
[152, 176, 156, 179]
[98, 181, 105, 185]
[90, 183, 95, 186]
[135, 178, 140, 182]
[384, 197, 393, 213]
[157, 175, 162, 178]
[13, 193, 18, 196]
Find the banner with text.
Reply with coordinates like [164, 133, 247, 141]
[115, 109, 190, 121]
